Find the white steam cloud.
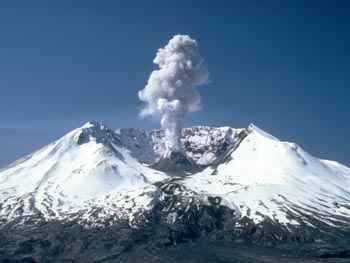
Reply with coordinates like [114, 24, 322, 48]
[138, 35, 209, 153]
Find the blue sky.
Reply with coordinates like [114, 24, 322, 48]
[0, 1, 349, 167]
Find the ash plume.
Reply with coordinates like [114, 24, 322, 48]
[138, 35, 209, 153]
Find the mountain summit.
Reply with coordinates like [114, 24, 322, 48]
[1, 121, 350, 243]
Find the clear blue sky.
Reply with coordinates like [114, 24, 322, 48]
[0, 1, 349, 167]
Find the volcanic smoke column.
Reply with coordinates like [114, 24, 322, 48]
[138, 35, 209, 154]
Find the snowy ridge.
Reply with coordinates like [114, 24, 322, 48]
[0, 121, 350, 232]
[0, 121, 167, 224]
[184, 125, 350, 226]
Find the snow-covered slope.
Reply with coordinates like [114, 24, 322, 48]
[184, 124, 350, 226]
[0, 121, 167, 224]
[0, 121, 350, 232]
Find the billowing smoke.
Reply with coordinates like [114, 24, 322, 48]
[138, 35, 209, 153]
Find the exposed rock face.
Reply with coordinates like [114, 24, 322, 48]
[151, 151, 198, 175]
[116, 125, 243, 166]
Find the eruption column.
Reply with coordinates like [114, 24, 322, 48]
[138, 35, 209, 154]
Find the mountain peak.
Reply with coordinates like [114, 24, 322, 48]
[75, 121, 118, 146]
[80, 120, 107, 131]
[248, 123, 279, 141]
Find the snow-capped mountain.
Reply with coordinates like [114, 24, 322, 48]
[1, 120, 350, 237]
[0, 121, 167, 225]
[184, 125, 350, 227]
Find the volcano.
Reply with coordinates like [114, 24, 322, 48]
[1, 121, 350, 262]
